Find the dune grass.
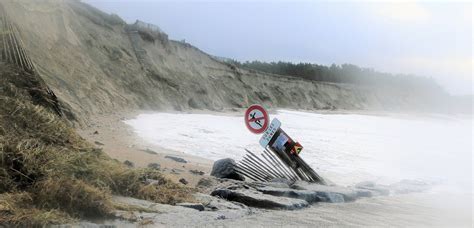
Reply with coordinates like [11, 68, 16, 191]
[0, 64, 194, 226]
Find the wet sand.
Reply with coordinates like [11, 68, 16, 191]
[203, 192, 472, 227]
[77, 112, 213, 187]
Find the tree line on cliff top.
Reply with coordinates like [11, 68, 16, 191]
[227, 60, 444, 93]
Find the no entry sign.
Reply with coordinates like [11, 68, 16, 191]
[244, 104, 269, 134]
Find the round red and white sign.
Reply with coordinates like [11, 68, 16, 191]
[244, 104, 269, 134]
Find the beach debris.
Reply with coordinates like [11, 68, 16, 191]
[93, 130, 99, 134]
[179, 178, 189, 185]
[94, 141, 104, 146]
[123, 160, 134, 168]
[237, 105, 325, 184]
[189, 169, 205, 175]
[165, 155, 188, 163]
[210, 158, 245, 181]
[147, 163, 161, 170]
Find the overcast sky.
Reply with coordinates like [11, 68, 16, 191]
[84, 0, 472, 95]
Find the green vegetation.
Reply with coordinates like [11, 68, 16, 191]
[228, 60, 444, 92]
[0, 63, 194, 226]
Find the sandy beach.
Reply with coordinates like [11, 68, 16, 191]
[76, 111, 472, 227]
[77, 112, 213, 187]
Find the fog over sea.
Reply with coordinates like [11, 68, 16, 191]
[126, 110, 471, 190]
[125, 110, 472, 226]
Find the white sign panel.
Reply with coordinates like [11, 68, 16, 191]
[259, 118, 281, 148]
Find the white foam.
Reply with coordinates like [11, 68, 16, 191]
[125, 110, 472, 189]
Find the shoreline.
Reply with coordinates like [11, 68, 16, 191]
[77, 109, 472, 188]
[76, 110, 473, 227]
[77, 111, 213, 187]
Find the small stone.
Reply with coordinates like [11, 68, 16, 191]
[141, 148, 158, 155]
[179, 178, 188, 185]
[93, 130, 99, 134]
[165, 155, 187, 163]
[94, 141, 104, 146]
[176, 203, 205, 211]
[171, 168, 184, 174]
[291, 181, 358, 202]
[216, 215, 226, 220]
[123, 160, 134, 168]
[189, 169, 205, 175]
[147, 163, 161, 170]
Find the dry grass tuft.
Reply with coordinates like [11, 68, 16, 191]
[34, 178, 114, 217]
[0, 192, 73, 226]
[0, 63, 195, 225]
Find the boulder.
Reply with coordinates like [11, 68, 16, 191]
[211, 189, 308, 210]
[255, 186, 322, 203]
[194, 193, 248, 211]
[270, 178, 294, 186]
[250, 181, 290, 189]
[210, 158, 245, 181]
[291, 181, 358, 203]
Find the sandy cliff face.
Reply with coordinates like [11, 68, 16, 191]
[0, 0, 452, 119]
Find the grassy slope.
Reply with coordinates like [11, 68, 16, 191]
[0, 63, 194, 226]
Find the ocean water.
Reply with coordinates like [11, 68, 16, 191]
[125, 110, 472, 192]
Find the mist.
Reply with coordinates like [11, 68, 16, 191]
[85, 0, 472, 95]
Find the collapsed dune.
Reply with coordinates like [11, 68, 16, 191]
[0, 0, 455, 123]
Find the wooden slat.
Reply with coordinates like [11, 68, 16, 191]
[245, 150, 285, 179]
[240, 159, 273, 181]
[262, 150, 297, 181]
[237, 147, 326, 184]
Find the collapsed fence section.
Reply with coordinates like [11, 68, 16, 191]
[235, 148, 326, 184]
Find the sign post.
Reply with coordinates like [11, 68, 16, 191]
[259, 118, 281, 148]
[239, 104, 326, 184]
[244, 104, 269, 134]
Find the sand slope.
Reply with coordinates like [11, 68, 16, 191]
[0, 0, 452, 122]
